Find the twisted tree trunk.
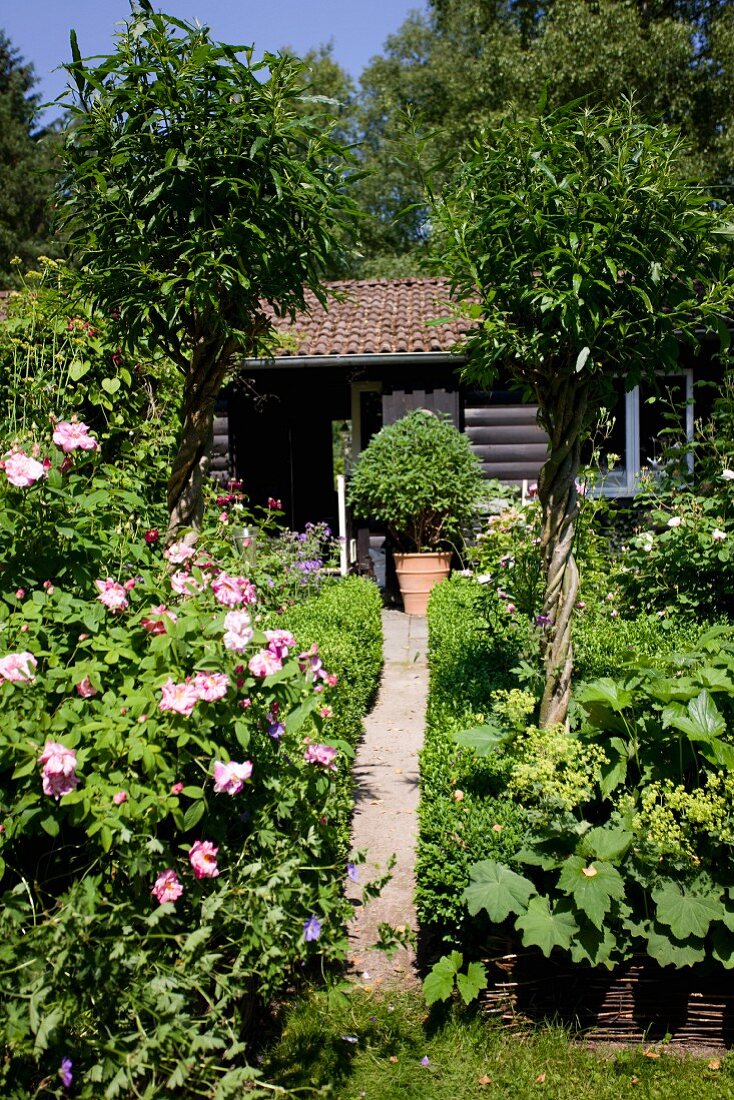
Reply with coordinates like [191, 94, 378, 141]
[166, 337, 238, 543]
[536, 375, 589, 728]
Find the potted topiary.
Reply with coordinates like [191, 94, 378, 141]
[347, 409, 485, 613]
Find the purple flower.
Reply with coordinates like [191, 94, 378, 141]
[535, 614, 552, 627]
[347, 862, 359, 883]
[303, 915, 322, 942]
[59, 1058, 73, 1088]
[420, 1055, 430, 1067]
[268, 721, 285, 740]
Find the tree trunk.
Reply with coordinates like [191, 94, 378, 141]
[166, 338, 237, 543]
[537, 377, 589, 728]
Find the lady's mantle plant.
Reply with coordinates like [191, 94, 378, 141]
[0, 425, 362, 1096]
[347, 409, 484, 552]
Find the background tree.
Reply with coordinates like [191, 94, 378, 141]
[56, 4, 358, 539]
[354, 0, 734, 273]
[432, 102, 733, 725]
[0, 31, 61, 283]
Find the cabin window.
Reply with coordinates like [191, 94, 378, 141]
[586, 370, 693, 496]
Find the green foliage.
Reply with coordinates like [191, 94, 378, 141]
[419, 573, 734, 976]
[423, 950, 488, 1006]
[347, 410, 484, 551]
[0, 260, 180, 471]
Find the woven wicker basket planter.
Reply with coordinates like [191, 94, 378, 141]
[482, 951, 734, 1047]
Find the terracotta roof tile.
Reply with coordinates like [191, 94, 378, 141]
[264, 277, 469, 358]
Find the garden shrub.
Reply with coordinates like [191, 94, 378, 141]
[0, 427, 383, 1096]
[416, 576, 533, 936]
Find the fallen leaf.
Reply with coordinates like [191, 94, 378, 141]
[491, 824, 503, 833]
[478, 1074, 492, 1086]
[708, 1059, 721, 1071]
[582, 865, 598, 878]
[454, 789, 465, 802]
[389, 1055, 399, 1064]
[631, 1077, 639, 1086]
[536, 1073, 546, 1083]
[643, 1050, 660, 1060]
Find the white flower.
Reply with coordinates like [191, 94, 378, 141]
[667, 516, 682, 528]
[712, 528, 727, 542]
[721, 469, 734, 481]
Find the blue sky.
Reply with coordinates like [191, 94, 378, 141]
[3, 1, 426, 119]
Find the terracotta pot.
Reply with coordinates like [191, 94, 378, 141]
[393, 551, 451, 615]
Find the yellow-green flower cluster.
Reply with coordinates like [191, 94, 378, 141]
[491, 688, 536, 732]
[508, 724, 608, 811]
[624, 774, 734, 862]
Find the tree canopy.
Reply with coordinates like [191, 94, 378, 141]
[352, 0, 734, 274]
[0, 31, 61, 282]
[56, 4, 359, 537]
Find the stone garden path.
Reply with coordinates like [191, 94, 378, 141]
[345, 610, 429, 990]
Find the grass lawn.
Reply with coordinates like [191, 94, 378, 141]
[266, 988, 734, 1099]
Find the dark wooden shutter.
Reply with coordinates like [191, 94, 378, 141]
[464, 396, 548, 484]
[382, 387, 460, 427]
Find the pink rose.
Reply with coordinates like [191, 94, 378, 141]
[211, 571, 257, 608]
[95, 578, 129, 612]
[192, 671, 229, 702]
[164, 541, 196, 564]
[212, 758, 253, 795]
[151, 868, 183, 905]
[189, 840, 220, 879]
[113, 790, 127, 804]
[265, 629, 297, 661]
[304, 743, 338, 771]
[4, 451, 46, 487]
[248, 649, 282, 678]
[52, 420, 99, 453]
[170, 782, 184, 795]
[75, 676, 97, 698]
[170, 570, 202, 597]
[39, 740, 79, 798]
[141, 604, 177, 635]
[159, 677, 200, 717]
[0, 651, 37, 683]
[223, 609, 253, 653]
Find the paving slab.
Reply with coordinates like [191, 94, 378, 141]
[346, 610, 428, 989]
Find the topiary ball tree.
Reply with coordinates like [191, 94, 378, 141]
[347, 408, 485, 552]
[55, 2, 358, 541]
[432, 100, 734, 726]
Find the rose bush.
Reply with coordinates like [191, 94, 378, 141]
[0, 426, 383, 1096]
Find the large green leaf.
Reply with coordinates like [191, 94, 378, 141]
[456, 961, 488, 1005]
[452, 722, 512, 756]
[646, 924, 706, 968]
[557, 857, 625, 929]
[576, 678, 634, 713]
[580, 825, 633, 862]
[652, 882, 724, 939]
[662, 689, 726, 741]
[569, 921, 618, 968]
[711, 925, 734, 969]
[463, 860, 536, 921]
[423, 951, 462, 1006]
[515, 895, 578, 957]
